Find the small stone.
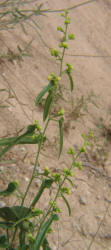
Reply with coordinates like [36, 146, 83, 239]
[0, 166, 4, 171]
[35, 179, 41, 187]
[96, 195, 100, 200]
[79, 196, 87, 205]
[0, 201, 6, 207]
[20, 147, 25, 151]
[8, 107, 12, 112]
[24, 177, 29, 182]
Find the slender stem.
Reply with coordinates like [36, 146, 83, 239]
[87, 204, 110, 250]
[21, 116, 51, 205]
[8, 226, 18, 249]
[59, 24, 68, 77]
[9, 118, 51, 246]
[35, 152, 80, 239]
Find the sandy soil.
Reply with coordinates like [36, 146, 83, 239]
[0, 0, 111, 249]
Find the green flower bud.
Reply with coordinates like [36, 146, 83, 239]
[58, 109, 64, 116]
[48, 75, 53, 81]
[47, 227, 54, 233]
[65, 17, 71, 24]
[67, 147, 75, 155]
[56, 207, 62, 213]
[44, 166, 50, 176]
[86, 141, 91, 146]
[75, 161, 83, 170]
[13, 179, 19, 187]
[68, 33, 75, 40]
[70, 171, 75, 177]
[56, 77, 61, 81]
[59, 42, 69, 49]
[80, 146, 87, 153]
[66, 63, 74, 73]
[52, 172, 62, 182]
[51, 48, 60, 57]
[50, 200, 56, 207]
[35, 120, 42, 131]
[61, 187, 71, 195]
[88, 130, 94, 138]
[32, 208, 43, 216]
[61, 13, 65, 17]
[28, 233, 36, 243]
[63, 168, 75, 177]
[57, 26, 64, 32]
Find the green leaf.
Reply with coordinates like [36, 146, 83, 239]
[0, 206, 31, 222]
[0, 221, 13, 229]
[61, 193, 71, 216]
[0, 124, 43, 159]
[44, 179, 53, 188]
[0, 134, 45, 146]
[0, 89, 6, 92]
[35, 81, 54, 106]
[58, 117, 64, 158]
[42, 237, 52, 250]
[66, 71, 74, 92]
[66, 177, 74, 188]
[0, 105, 8, 108]
[19, 224, 26, 247]
[34, 214, 59, 250]
[0, 234, 8, 248]
[31, 179, 53, 208]
[43, 92, 52, 121]
[0, 181, 18, 197]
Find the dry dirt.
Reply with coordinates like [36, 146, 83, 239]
[0, 0, 111, 249]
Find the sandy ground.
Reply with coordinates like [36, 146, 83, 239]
[0, 0, 111, 249]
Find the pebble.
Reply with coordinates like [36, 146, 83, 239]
[79, 196, 87, 205]
[8, 107, 12, 112]
[0, 166, 4, 171]
[20, 147, 25, 151]
[0, 201, 6, 207]
[24, 177, 29, 182]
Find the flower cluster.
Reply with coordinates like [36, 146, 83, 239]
[50, 201, 62, 213]
[35, 120, 42, 132]
[48, 72, 61, 86]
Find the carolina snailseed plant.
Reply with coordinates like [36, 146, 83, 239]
[0, 10, 91, 250]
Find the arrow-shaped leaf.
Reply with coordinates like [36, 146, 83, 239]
[34, 214, 59, 250]
[61, 193, 71, 216]
[66, 71, 74, 92]
[31, 179, 53, 208]
[58, 117, 64, 158]
[35, 81, 54, 106]
[43, 92, 53, 121]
